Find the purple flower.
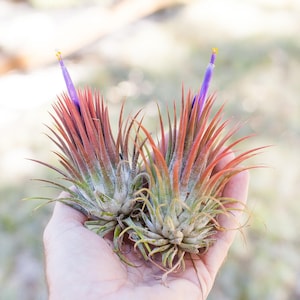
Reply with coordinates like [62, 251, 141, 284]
[193, 48, 217, 114]
[56, 51, 80, 108]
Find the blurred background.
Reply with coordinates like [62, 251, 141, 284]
[0, 0, 299, 299]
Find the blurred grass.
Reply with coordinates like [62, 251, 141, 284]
[1, 0, 300, 299]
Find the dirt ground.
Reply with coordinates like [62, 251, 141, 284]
[0, 0, 300, 299]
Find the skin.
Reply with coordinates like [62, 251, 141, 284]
[43, 153, 249, 300]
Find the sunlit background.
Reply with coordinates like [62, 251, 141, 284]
[0, 0, 300, 299]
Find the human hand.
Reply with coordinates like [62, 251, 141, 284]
[43, 152, 249, 300]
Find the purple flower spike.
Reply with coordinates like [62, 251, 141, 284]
[56, 51, 80, 108]
[193, 48, 217, 114]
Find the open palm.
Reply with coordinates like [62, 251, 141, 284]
[44, 160, 249, 300]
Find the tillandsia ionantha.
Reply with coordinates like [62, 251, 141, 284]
[37, 51, 148, 237]
[35, 48, 260, 279]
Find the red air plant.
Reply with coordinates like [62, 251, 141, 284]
[35, 49, 260, 278]
[39, 52, 148, 237]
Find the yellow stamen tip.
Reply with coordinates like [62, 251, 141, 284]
[212, 47, 218, 54]
[56, 50, 62, 61]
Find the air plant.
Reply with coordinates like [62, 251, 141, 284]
[119, 49, 259, 276]
[37, 52, 148, 236]
[35, 49, 259, 278]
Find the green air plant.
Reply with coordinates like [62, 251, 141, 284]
[120, 49, 259, 276]
[34, 49, 259, 278]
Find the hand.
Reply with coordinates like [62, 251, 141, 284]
[43, 153, 249, 300]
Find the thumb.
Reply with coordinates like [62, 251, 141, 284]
[43, 192, 88, 244]
[51, 193, 88, 225]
